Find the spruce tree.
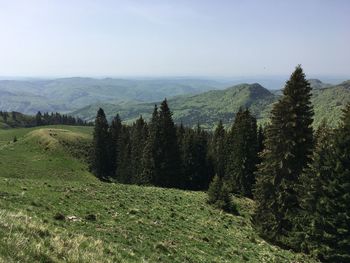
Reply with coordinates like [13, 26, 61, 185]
[253, 66, 314, 248]
[181, 126, 210, 190]
[207, 175, 237, 213]
[130, 116, 148, 184]
[300, 108, 350, 262]
[109, 114, 122, 177]
[36, 111, 42, 126]
[147, 105, 161, 185]
[194, 125, 210, 189]
[91, 108, 111, 179]
[116, 126, 132, 183]
[155, 99, 182, 188]
[140, 138, 155, 185]
[257, 125, 265, 153]
[226, 108, 258, 197]
[211, 120, 226, 178]
[207, 175, 222, 205]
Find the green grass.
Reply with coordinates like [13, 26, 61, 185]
[0, 125, 318, 262]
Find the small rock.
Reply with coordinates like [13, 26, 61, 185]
[53, 213, 65, 221]
[67, 215, 80, 222]
[85, 214, 97, 221]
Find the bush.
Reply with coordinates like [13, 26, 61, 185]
[207, 175, 238, 214]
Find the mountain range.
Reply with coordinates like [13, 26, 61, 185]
[0, 78, 232, 114]
[72, 80, 350, 129]
[1, 77, 349, 129]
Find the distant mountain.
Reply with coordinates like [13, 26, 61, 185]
[0, 78, 231, 114]
[270, 79, 331, 95]
[72, 83, 276, 129]
[312, 80, 350, 127]
[308, 79, 331, 89]
[72, 81, 350, 129]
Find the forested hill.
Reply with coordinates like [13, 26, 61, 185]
[71, 83, 275, 128]
[72, 80, 350, 129]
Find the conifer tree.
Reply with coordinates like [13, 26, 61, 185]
[253, 66, 314, 247]
[116, 126, 132, 183]
[130, 116, 148, 184]
[109, 114, 122, 177]
[140, 138, 155, 185]
[211, 120, 226, 178]
[91, 108, 111, 179]
[181, 125, 210, 190]
[193, 125, 211, 189]
[299, 108, 350, 262]
[257, 125, 265, 153]
[146, 105, 161, 185]
[181, 128, 196, 188]
[155, 99, 182, 188]
[207, 175, 222, 205]
[207, 175, 237, 213]
[3, 111, 8, 123]
[226, 108, 258, 197]
[35, 111, 42, 126]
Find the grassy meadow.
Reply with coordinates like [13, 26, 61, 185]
[0, 125, 318, 262]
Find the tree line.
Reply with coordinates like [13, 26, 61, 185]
[91, 66, 349, 262]
[35, 111, 92, 126]
[91, 96, 263, 192]
[0, 110, 92, 127]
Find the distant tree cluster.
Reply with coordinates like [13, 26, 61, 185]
[91, 95, 262, 194]
[91, 98, 262, 214]
[35, 111, 91, 126]
[91, 100, 215, 190]
[0, 110, 92, 128]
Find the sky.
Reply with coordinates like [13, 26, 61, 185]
[0, 0, 349, 78]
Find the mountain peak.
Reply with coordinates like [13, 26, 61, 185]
[308, 79, 330, 89]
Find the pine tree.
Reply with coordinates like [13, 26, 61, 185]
[207, 175, 222, 205]
[140, 138, 155, 185]
[35, 111, 42, 126]
[181, 126, 210, 190]
[130, 116, 148, 184]
[116, 126, 132, 183]
[193, 125, 210, 189]
[91, 108, 111, 179]
[155, 99, 182, 188]
[147, 104, 161, 185]
[253, 66, 314, 248]
[226, 108, 258, 197]
[300, 108, 350, 262]
[207, 175, 237, 213]
[181, 128, 196, 188]
[109, 114, 122, 177]
[211, 120, 226, 178]
[257, 125, 265, 153]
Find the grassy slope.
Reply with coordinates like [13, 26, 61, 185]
[0, 126, 318, 262]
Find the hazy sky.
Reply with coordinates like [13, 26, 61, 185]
[0, 0, 349, 77]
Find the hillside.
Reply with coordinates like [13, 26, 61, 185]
[72, 80, 350, 129]
[0, 78, 231, 114]
[72, 83, 276, 129]
[0, 125, 317, 262]
[312, 80, 350, 127]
